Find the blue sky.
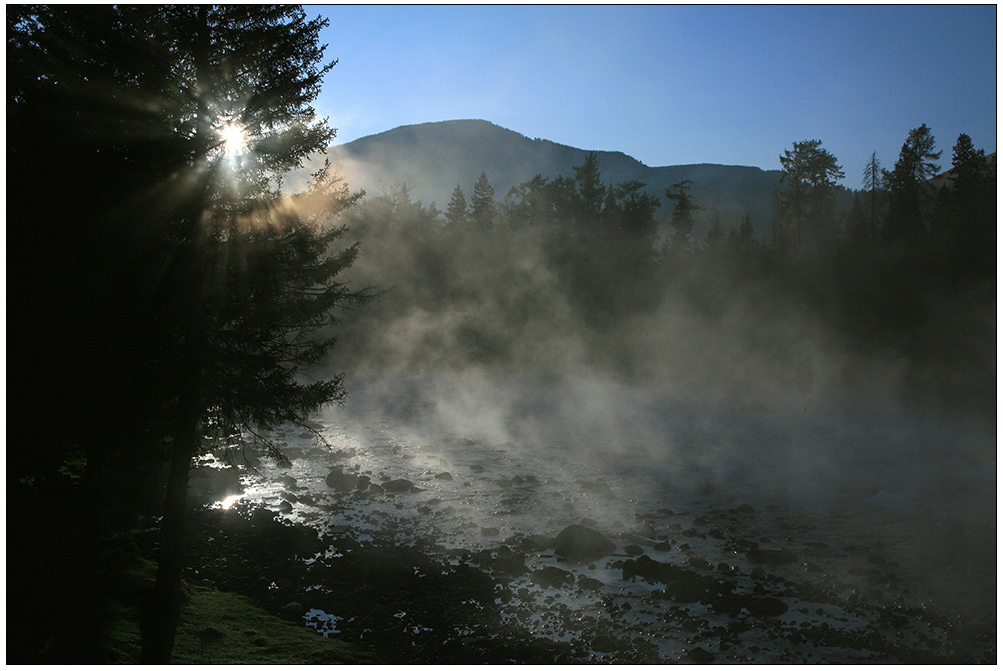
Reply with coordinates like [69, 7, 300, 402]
[309, 5, 996, 184]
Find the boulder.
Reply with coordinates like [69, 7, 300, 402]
[488, 547, 528, 578]
[682, 647, 716, 664]
[592, 634, 626, 654]
[745, 596, 789, 617]
[554, 524, 615, 562]
[325, 469, 360, 491]
[530, 566, 575, 589]
[434, 472, 453, 481]
[519, 534, 556, 552]
[381, 478, 414, 493]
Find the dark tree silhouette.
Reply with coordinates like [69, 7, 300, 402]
[775, 139, 844, 254]
[573, 151, 606, 218]
[10, 5, 371, 663]
[663, 179, 703, 259]
[862, 151, 884, 242]
[845, 193, 869, 246]
[883, 124, 941, 242]
[944, 134, 993, 258]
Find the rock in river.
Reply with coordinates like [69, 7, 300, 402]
[381, 478, 415, 493]
[554, 524, 616, 562]
[530, 566, 575, 589]
[326, 468, 362, 491]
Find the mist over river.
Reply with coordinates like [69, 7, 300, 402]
[199, 373, 996, 663]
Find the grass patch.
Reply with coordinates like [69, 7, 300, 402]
[104, 554, 375, 664]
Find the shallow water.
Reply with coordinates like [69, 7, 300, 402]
[210, 376, 996, 662]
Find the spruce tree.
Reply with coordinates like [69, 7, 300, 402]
[664, 179, 703, 258]
[573, 151, 606, 217]
[446, 183, 470, 227]
[10, 6, 372, 663]
[883, 124, 941, 242]
[471, 171, 497, 229]
[862, 151, 883, 242]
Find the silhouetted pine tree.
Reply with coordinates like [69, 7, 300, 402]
[946, 134, 993, 254]
[883, 124, 941, 242]
[862, 151, 884, 242]
[775, 139, 844, 254]
[11, 5, 372, 663]
[663, 179, 702, 261]
[573, 151, 606, 218]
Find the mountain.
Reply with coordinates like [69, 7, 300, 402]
[293, 119, 783, 237]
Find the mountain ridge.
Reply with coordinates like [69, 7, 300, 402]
[295, 119, 783, 235]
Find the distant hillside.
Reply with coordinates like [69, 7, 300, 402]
[293, 119, 784, 237]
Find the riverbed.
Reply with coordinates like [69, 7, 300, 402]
[194, 376, 996, 663]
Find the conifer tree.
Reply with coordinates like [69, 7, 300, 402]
[446, 183, 470, 227]
[471, 171, 497, 229]
[664, 179, 703, 257]
[862, 151, 883, 241]
[946, 134, 992, 241]
[776, 139, 844, 253]
[10, 6, 371, 663]
[883, 124, 941, 242]
[573, 151, 606, 217]
[703, 209, 726, 257]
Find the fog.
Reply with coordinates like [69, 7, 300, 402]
[243, 157, 995, 661]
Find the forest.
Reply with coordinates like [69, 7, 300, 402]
[336, 131, 994, 423]
[7, 5, 995, 665]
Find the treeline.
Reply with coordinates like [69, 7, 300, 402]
[335, 127, 994, 416]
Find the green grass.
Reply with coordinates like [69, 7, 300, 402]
[104, 554, 375, 664]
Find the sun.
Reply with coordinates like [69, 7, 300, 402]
[220, 123, 248, 156]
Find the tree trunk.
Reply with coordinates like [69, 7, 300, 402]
[139, 397, 200, 664]
[141, 7, 211, 662]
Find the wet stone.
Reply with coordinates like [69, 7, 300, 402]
[530, 566, 575, 589]
[325, 469, 361, 491]
[382, 479, 415, 493]
[554, 525, 616, 562]
[745, 596, 789, 617]
[682, 647, 716, 664]
[577, 575, 605, 591]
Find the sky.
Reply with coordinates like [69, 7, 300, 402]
[309, 4, 996, 184]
